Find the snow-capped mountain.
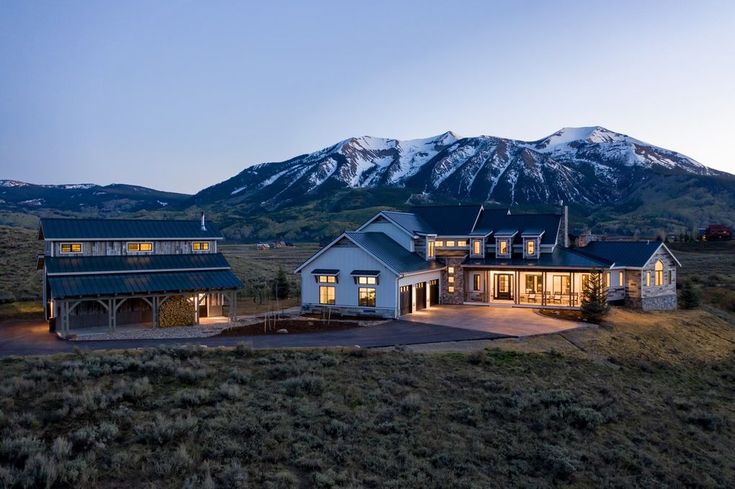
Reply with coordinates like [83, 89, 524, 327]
[194, 126, 722, 208]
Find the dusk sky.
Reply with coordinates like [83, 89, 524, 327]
[1, 0, 733, 194]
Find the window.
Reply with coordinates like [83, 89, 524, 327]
[358, 287, 376, 307]
[646, 271, 651, 287]
[526, 240, 535, 256]
[448, 286, 455, 293]
[60, 243, 82, 253]
[435, 240, 444, 247]
[618, 271, 624, 287]
[473, 274, 481, 291]
[448, 276, 455, 284]
[525, 274, 542, 293]
[192, 242, 210, 251]
[654, 260, 664, 286]
[473, 240, 482, 255]
[457, 240, 467, 247]
[446, 240, 456, 247]
[319, 286, 335, 304]
[552, 275, 571, 294]
[318, 275, 337, 284]
[448, 266, 455, 274]
[356, 276, 377, 285]
[127, 242, 153, 252]
[498, 240, 508, 255]
[605, 272, 611, 288]
[427, 240, 435, 259]
[668, 270, 673, 285]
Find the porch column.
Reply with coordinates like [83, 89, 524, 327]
[193, 294, 200, 324]
[542, 271, 547, 306]
[152, 296, 159, 328]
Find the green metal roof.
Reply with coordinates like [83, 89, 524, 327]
[345, 232, 442, 274]
[580, 241, 668, 268]
[45, 253, 232, 276]
[49, 269, 241, 300]
[463, 247, 612, 269]
[39, 218, 223, 240]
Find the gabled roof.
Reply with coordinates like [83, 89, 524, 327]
[380, 211, 434, 235]
[476, 212, 561, 245]
[295, 231, 441, 275]
[45, 253, 232, 276]
[411, 205, 484, 236]
[49, 270, 241, 300]
[581, 241, 681, 268]
[345, 232, 442, 274]
[39, 218, 223, 240]
[464, 246, 612, 269]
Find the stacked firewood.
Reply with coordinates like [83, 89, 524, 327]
[159, 295, 195, 327]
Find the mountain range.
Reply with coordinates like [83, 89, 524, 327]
[2, 126, 734, 240]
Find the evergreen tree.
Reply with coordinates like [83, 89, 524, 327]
[581, 271, 609, 323]
[679, 281, 700, 309]
[272, 267, 290, 300]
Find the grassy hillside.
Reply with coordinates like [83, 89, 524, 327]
[0, 306, 733, 487]
[0, 226, 43, 303]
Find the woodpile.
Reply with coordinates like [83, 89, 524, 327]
[159, 295, 195, 327]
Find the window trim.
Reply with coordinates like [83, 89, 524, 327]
[60, 242, 83, 254]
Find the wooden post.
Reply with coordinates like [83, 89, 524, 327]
[153, 296, 158, 328]
[542, 271, 547, 306]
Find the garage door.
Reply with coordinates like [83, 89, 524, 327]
[415, 282, 426, 310]
[429, 279, 439, 306]
[399, 285, 412, 315]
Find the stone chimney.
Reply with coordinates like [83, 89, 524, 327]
[200, 211, 207, 231]
[558, 200, 569, 248]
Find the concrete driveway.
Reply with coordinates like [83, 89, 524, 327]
[401, 305, 584, 336]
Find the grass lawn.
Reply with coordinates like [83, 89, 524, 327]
[1, 307, 733, 488]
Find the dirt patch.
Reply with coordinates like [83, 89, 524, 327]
[218, 318, 362, 336]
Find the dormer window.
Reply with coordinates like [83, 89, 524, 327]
[497, 239, 509, 257]
[427, 240, 435, 259]
[473, 240, 481, 255]
[526, 240, 535, 256]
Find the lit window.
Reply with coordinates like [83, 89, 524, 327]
[498, 240, 508, 255]
[427, 240, 435, 258]
[60, 243, 82, 253]
[435, 241, 444, 247]
[319, 286, 336, 304]
[654, 260, 664, 286]
[357, 276, 377, 285]
[473, 240, 482, 255]
[318, 275, 337, 284]
[526, 240, 535, 256]
[127, 242, 153, 252]
[448, 286, 455, 293]
[618, 271, 624, 286]
[448, 276, 455, 284]
[646, 272, 651, 287]
[473, 274, 481, 291]
[605, 272, 610, 288]
[448, 266, 455, 274]
[192, 242, 210, 251]
[457, 240, 467, 247]
[358, 287, 376, 307]
[446, 240, 456, 247]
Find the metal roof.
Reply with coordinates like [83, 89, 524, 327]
[477, 212, 561, 245]
[350, 270, 381, 276]
[311, 269, 340, 275]
[45, 253, 231, 275]
[345, 232, 442, 274]
[580, 241, 671, 268]
[411, 205, 484, 236]
[39, 218, 223, 240]
[49, 270, 241, 300]
[463, 247, 612, 269]
[493, 229, 519, 237]
[380, 211, 434, 235]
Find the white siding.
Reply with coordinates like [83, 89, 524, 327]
[300, 240, 398, 314]
[360, 221, 414, 251]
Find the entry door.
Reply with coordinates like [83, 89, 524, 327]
[400, 285, 412, 315]
[494, 274, 513, 300]
[199, 295, 208, 318]
[415, 282, 427, 310]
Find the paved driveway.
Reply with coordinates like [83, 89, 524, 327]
[401, 305, 584, 336]
[0, 318, 509, 357]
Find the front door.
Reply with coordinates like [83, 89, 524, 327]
[494, 273, 513, 300]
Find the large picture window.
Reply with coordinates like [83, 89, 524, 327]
[60, 243, 82, 254]
[319, 286, 336, 305]
[552, 275, 571, 294]
[524, 274, 542, 293]
[358, 287, 376, 307]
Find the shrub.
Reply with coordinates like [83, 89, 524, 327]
[399, 393, 422, 415]
[283, 375, 325, 397]
[175, 366, 209, 384]
[174, 388, 211, 406]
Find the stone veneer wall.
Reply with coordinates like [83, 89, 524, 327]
[440, 257, 466, 304]
[625, 246, 678, 311]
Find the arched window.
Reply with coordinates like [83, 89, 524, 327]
[654, 260, 664, 286]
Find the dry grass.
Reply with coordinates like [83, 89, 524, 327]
[0, 226, 43, 303]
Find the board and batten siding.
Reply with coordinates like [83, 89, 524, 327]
[300, 239, 398, 317]
[52, 240, 215, 257]
[359, 220, 414, 252]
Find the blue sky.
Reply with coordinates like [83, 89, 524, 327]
[1, 0, 733, 193]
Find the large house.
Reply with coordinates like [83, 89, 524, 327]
[295, 205, 680, 318]
[37, 215, 241, 335]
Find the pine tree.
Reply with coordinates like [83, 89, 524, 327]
[272, 267, 290, 300]
[581, 271, 609, 323]
[679, 281, 700, 309]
